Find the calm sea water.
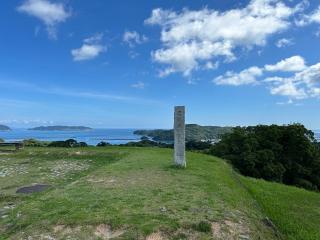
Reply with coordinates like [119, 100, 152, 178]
[314, 131, 320, 141]
[1, 129, 319, 146]
[0, 129, 141, 145]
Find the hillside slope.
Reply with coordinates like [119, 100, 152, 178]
[134, 124, 233, 141]
[0, 125, 11, 131]
[0, 147, 319, 239]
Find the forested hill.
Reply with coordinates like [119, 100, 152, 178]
[134, 124, 233, 141]
[28, 126, 92, 131]
[0, 125, 11, 131]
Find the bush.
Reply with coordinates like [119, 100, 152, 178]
[193, 221, 211, 233]
[0, 138, 4, 143]
[23, 139, 49, 147]
[120, 140, 173, 148]
[97, 141, 111, 147]
[48, 139, 87, 148]
[210, 124, 320, 191]
[186, 140, 212, 151]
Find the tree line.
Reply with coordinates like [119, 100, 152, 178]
[210, 124, 320, 191]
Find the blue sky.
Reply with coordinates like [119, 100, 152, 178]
[1, 0, 320, 129]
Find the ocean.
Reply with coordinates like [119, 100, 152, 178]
[314, 130, 320, 142]
[0, 129, 141, 146]
[0, 129, 319, 146]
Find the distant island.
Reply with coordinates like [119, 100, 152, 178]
[134, 124, 233, 141]
[28, 126, 93, 131]
[0, 125, 11, 131]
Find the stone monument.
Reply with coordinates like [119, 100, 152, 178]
[174, 106, 186, 167]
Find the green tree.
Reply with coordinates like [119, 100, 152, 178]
[210, 124, 320, 191]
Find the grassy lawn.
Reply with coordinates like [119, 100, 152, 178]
[0, 147, 319, 239]
[241, 177, 320, 240]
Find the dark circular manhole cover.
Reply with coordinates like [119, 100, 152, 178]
[16, 184, 51, 194]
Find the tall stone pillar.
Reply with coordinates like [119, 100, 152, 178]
[174, 106, 186, 167]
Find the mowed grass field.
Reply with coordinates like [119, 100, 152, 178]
[0, 147, 319, 240]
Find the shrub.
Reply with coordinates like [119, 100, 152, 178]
[210, 124, 320, 191]
[23, 139, 49, 147]
[0, 138, 4, 143]
[48, 139, 87, 148]
[97, 141, 111, 147]
[140, 136, 149, 141]
[120, 140, 173, 148]
[193, 221, 211, 233]
[186, 140, 212, 151]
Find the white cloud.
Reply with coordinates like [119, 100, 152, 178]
[154, 41, 234, 77]
[275, 38, 294, 48]
[204, 61, 219, 70]
[310, 87, 320, 97]
[270, 80, 307, 99]
[214, 66, 263, 86]
[17, 0, 71, 39]
[267, 62, 320, 99]
[71, 33, 106, 61]
[276, 99, 294, 105]
[213, 55, 320, 100]
[145, 0, 297, 76]
[123, 31, 148, 47]
[264, 55, 306, 72]
[296, 6, 320, 26]
[131, 81, 145, 89]
[128, 50, 139, 59]
[71, 45, 105, 61]
[294, 62, 320, 86]
[84, 33, 103, 44]
[0, 119, 54, 125]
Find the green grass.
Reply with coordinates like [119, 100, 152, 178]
[241, 176, 320, 240]
[0, 147, 319, 239]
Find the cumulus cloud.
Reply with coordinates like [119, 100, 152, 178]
[213, 55, 320, 100]
[294, 62, 320, 86]
[71, 33, 106, 61]
[154, 41, 234, 77]
[17, 0, 71, 39]
[214, 67, 263, 86]
[123, 31, 148, 47]
[145, 0, 298, 76]
[270, 80, 307, 99]
[264, 55, 306, 72]
[275, 38, 294, 48]
[266, 62, 320, 99]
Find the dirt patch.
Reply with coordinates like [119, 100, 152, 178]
[146, 232, 163, 240]
[49, 161, 89, 178]
[68, 151, 90, 156]
[53, 225, 65, 233]
[87, 177, 117, 185]
[211, 219, 250, 240]
[0, 165, 28, 177]
[52, 224, 124, 239]
[26, 234, 56, 240]
[94, 224, 124, 239]
[16, 184, 51, 194]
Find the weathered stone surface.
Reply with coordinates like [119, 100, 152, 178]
[174, 106, 186, 167]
